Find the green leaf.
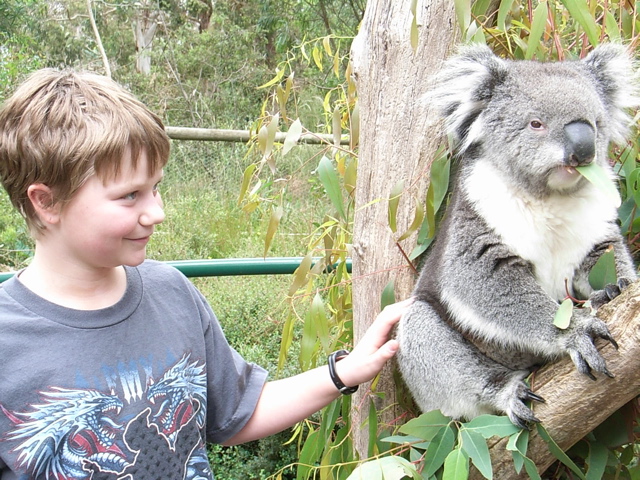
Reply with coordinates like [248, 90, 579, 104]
[367, 398, 379, 457]
[399, 410, 451, 441]
[388, 180, 405, 233]
[453, 0, 471, 33]
[553, 298, 573, 330]
[536, 423, 586, 480]
[460, 428, 492, 480]
[263, 206, 284, 257]
[525, 1, 547, 60]
[282, 118, 303, 156]
[288, 253, 313, 296]
[257, 68, 285, 89]
[278, 313, 295, 371]
[398, 197, 425, 241]
[300, 305, 319, 371]
[463, 415, 520, 438]
[410, 0, 419, 51]
[497, 0, 514, 31]
[332, 106, 342, 148]
[443, 448, 470, 480]
[559, 0, 600, 46]
[311, 292, 330, 353]
[576, 163, 621, 208]
[588, 247, 617, 291]
[297, 429, 322, 480]
[585, 441, 608, 480]
[237, 163, 256, 205]
[317, 156, 346, 220]
[347, 456, 420, 480]
[520, 453, 542, 480]
[381, 279, 396, 309]
[424, 426, 456, 477]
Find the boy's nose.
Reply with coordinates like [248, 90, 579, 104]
[140, 194, 165, 226]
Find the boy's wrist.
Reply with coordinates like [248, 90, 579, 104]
[328, 350, 359, 395]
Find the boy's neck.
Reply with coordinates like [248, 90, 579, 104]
[18, 255, 128, 311]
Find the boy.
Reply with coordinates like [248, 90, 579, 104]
[0, 69, 410, 480]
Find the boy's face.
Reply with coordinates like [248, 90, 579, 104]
[51, 149, 165, 270]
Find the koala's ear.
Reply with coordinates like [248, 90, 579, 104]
[582, 43, 640, 144]
[429, 44, 508, 150]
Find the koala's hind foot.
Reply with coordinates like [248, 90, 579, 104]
[560, 308, 618, 380]
[489, 371, 545, 429]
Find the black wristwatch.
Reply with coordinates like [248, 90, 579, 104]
[328, 349, 359, 395]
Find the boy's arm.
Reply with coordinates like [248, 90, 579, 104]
[223, 298, 413, 446]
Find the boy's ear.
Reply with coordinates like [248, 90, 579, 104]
[27, 184, 61, 225]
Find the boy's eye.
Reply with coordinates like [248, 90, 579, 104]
[123, 192, 137, 200]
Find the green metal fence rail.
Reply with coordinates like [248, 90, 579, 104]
[0, 257, 352, 283]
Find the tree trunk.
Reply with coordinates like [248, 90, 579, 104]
[470, 282, 640, 479]
[349, 0, 457, 460]
[134, 2, 160, 75]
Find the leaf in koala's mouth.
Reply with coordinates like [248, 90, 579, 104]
[575, 163, 621, 208]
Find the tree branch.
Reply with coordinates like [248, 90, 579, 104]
[472, 281, 640, 479]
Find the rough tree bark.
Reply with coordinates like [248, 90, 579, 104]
[471, 282, 640, 479]
[349, 0, 457, 460]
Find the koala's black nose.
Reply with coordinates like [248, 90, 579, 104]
[564, 121, 595, 166]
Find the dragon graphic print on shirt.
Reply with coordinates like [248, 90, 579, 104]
[0, 353, 211, 480]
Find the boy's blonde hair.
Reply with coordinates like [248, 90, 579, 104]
[0, 69, 170, 232]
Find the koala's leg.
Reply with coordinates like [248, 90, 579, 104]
[397, 300, 543, 429]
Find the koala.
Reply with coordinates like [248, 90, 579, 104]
[397, 44, 638, 429]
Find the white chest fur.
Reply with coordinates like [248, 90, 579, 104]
[463, 160, 618, 301]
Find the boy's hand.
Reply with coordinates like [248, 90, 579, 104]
[335, 298, 414, 389]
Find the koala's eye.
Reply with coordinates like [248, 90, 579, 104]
[529, 120, 545, 130]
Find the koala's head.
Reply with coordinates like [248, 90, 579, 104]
[431, 44, 639, 197]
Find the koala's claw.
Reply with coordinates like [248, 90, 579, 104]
[524, 389, 545, 404]
[604, 284, 620, 301]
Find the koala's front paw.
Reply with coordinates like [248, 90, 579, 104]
[560, 309, 617, 380]
[493, 372, 545, 430]
[588, 277, 633, 310]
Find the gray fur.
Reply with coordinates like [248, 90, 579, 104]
[397, 44, 639, 428]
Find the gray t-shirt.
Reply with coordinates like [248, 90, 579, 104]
[0, 260, 268, 480]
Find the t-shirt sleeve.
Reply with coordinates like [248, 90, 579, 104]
[191, 287, 269, 444]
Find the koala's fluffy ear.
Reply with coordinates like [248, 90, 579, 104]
[429, 44, 508, 151]
[582, 43, 640, 144]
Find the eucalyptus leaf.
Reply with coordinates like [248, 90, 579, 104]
[588, 247, 617, 291]
[317, 156, 346, 220]
[559, 0, 600, 45]
[585, 441, 608, 480]
[388, 180, 405, 234]
[381, 279, 396, 309]
[443, 448, 470, 480]
[399, 410, 451, 440]
[346, 456, 420, 480]
[553, 298, 573, 330]
[460, 428, 492, 480]
[525, 1, 547, 60]
[263, 206, 283, 257]
[575, 163, 621, 208]
[463, 415, 520, 438]
[423, 426, 456, 477]
[536, 423, 586, 480]
[282, 118, 303, 156]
